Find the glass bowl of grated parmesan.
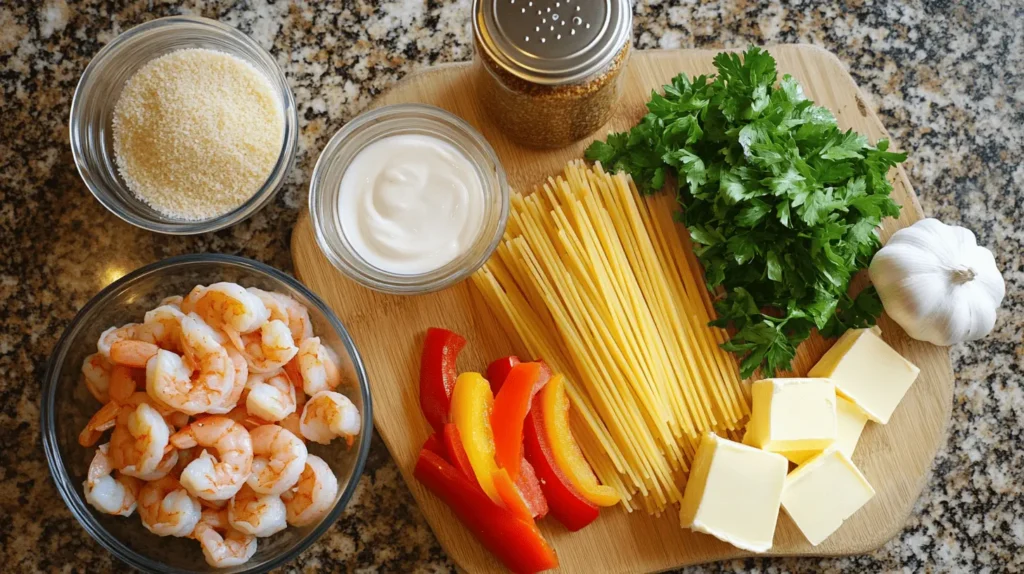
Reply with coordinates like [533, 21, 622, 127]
[70, 16, 298, 235]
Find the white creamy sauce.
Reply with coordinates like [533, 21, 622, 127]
[338, 134, 485, 275]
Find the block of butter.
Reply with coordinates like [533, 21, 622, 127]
[679, 433, 788, 553]
[809, 328, 920, 423]
[781, 448, 876, 545]
[783, 396, 871, 465]
[745, 378, 837, 453]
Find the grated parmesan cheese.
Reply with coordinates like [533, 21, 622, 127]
[112, 48, 284, 221]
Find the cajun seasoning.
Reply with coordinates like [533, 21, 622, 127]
[473, 0, 632, 149]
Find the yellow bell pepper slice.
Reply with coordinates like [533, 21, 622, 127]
[540, 374, 620, 507]
[449, 371, 503, 505]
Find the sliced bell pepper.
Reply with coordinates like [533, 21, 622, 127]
[540, 375, 619, 507]
[523, 394, 600, 532]
[491, 362, 550, 480]
[419, 328, 466, 433]
[493, 467, 533, 523]
[516, 458, 548, 519]
[442, 423, 476, 483]
[486, 355, 521, 394]
[415, 449, 558, 574]
[492, 457, 549, 522]
[422, 433, 445, 458]
[449, 372, 503, 505]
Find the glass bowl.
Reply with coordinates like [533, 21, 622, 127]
[69, 16, 299, 235]
[309, 104, 509, 295]
[41, 254, 373, 573]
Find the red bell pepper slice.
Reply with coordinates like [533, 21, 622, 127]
[493, 468, 533, 523]
[493, 457, 549, 522]
[419, 328, 466, 433]
[486, 355, 521, 394]
[414, 449, 559, 574]
[422, 433, 445, 458]
[491, 362, 550, 480]
[516, 458, 548, 519]
[523, 400, 599, 532]
[442, 423, 476, 483]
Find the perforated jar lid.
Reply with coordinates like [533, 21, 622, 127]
[473, 0, 632, 86]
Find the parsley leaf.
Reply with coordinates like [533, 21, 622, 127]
[585, 46, 905, 377]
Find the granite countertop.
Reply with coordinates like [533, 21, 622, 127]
[1, 0, 1020, 572]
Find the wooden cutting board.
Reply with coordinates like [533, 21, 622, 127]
[292, 46, 954, 573]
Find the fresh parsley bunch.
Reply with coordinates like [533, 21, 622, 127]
[586, 46, 907, 377]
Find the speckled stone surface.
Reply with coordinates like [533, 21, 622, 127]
[0, 0, 1020, 572]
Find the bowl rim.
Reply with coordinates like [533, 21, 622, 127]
[68, 15, 299, 236]
[41, 254, 374, 573]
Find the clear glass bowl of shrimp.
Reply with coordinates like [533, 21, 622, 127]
[42, 254, 373, 573]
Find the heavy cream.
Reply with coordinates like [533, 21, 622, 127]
[337, 134, 485, 275]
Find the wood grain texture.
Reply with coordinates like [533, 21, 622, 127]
[292, 46, 954, 573]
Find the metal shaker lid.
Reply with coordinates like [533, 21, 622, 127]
[473, 0, 632, 86]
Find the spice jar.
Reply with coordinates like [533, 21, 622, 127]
[473, 0, 632, 149]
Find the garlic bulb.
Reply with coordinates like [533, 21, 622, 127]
[869, 218, 1004, 346]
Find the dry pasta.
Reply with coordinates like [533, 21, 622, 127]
[471, 160, 749, 515]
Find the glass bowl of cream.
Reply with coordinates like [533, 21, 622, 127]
[309, 104, 509, 294]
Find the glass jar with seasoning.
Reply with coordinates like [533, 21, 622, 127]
[473, 0, 632, 149]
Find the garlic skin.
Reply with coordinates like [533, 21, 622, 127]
[869, 218, 1004, 347]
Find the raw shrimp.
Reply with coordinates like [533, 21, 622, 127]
[230, 320, 298, 374]
[192, 508, 257, 568]
[109, 339, 161, 368]
[84, 444, 141, 517]
[108, 364, 141, 403]
[281, 454, 338, 527]
[190, 282, 270, 335]
[147, 347, 234, 416]
[82, 352, 112, 403]
[247, 425, 307, 495]
[109, 402, 171, 477]
[247, 288, 313, 344]
[299, 391, 361, 445]
[138, 476, 202, 537]
[296, 338, 342, 395]
[227, 484, 287, 537]
[246, 371, 297, 422]
[206, 348, 249, 415]
[171, 416, 253, 501]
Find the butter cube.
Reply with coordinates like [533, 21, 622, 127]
[809, 328, 920, 423]
[679, 433, 788, 553]
[783, 397, 871, 465]
[781, 448, 876, 545]
[746, 378, 837, 453]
